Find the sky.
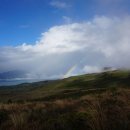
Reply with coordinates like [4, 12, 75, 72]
[1, 0, 130, 46]
[0, 0, 96, 45]
[0, 0, 130, 79]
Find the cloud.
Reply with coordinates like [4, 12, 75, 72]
[83, 66, 101, 73]
[62, 16, 72, 24]
[95, 0, 130, 15]
[50, 1, 70, 9]
[0, 16, 130, 79]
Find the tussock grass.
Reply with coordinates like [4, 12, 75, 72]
[0, 70, 130, 130]
[0, 87, 129, 130]
[10, 112, 28, 130]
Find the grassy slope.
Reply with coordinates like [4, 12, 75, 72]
[0, 70, 130, 130]
[0, 69, 130, 102]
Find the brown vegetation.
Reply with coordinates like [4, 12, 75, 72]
[0, 87, 129, 130]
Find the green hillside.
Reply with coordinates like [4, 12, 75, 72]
[0, 70, 130, 102]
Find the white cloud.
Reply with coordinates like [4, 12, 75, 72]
[96, 0, 129, 16]
[0, 16, 130, 79]
[50, 1, 70, 9]
[83, 66, 101, 73]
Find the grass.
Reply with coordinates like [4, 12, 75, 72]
[0, 69, 129, 102]
[0, 87, 129, 130]
[0, 70, 129, 130]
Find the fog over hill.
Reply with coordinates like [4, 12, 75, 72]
[0, 70, 27, 80]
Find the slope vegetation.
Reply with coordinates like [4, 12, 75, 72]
[0, 70, 129, 130]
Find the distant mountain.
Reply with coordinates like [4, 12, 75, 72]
[0, 70, 27, 79]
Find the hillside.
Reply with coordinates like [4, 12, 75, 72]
[0, 70, 129, 130]
[0, 69, 130, 102]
